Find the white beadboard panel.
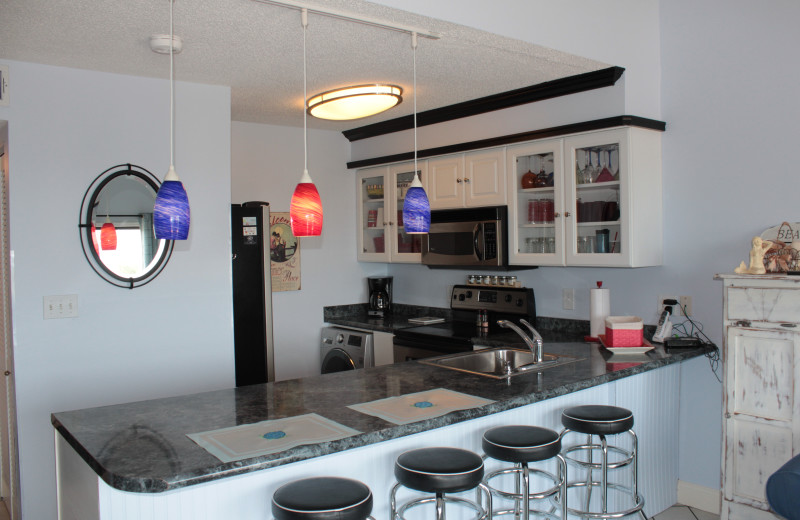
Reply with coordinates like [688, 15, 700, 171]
[88, 372, 679, 520]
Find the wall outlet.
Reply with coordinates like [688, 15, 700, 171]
[562, 288, 575, 310]
[679, 295, 692, 316]
[657, 294, 678, 316]
[43, 294, 78, 319]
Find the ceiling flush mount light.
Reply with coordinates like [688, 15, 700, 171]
[290, 8, 323, 237]
[307, 84, 402, 121]
[152, 0, 190, 240]
[403, 33, 430, 234]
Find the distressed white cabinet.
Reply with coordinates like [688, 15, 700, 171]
[356, 162, 427, 263]
[427, 149, 505, 209]
[716, 273, 800, 520]
[508, 127, 662, 267]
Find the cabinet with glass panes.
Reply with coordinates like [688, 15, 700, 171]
[508, 127, 662, 267]
[356, 162, 427, 263]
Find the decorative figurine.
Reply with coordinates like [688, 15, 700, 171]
[735, 236, 773, 275]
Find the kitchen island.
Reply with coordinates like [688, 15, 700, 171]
[53, 341, 709, 520]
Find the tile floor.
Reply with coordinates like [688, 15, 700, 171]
[654, 504, 719, 520]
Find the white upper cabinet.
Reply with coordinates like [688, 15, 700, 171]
[356, 162, 427, 263]
[508, 127, 662, 267]
[428, 149, 506, 210]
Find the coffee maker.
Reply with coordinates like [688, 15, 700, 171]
[367, 276, 393, 318]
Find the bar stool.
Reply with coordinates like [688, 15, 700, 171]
[560, 405, 647, 519]
[481, 425, 567, 519]
[390, 446, 492, 520]
[272, 476, 374, 520]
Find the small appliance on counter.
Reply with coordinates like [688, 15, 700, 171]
[367, 276, 393, 317]
[393, 284, 536, 362]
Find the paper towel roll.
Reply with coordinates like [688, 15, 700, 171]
[590, 287, 610, 337]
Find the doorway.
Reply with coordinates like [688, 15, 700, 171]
[0, 121, 20, 519]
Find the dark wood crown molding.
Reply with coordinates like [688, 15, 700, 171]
[342, 66, 625, 142]
[346, 115, 665, 170]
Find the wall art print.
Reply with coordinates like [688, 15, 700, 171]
[269, 212, 300, 292]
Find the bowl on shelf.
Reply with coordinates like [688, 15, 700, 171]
[366, 185, 384, 199]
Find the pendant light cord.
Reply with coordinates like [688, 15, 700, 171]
[302, 8, 308, 173]
[169, 0, 175, 169]
[412, 32, 418, 178]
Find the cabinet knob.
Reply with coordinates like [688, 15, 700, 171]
[388, 221, 394, 226]
[456, 178, 463, 183]
[556, 212, 562, 218]
[463, 178, 470, 183]
[3, 371, 9, 377]
[724, 413, 731, 419]
[382, 222, 388, 226]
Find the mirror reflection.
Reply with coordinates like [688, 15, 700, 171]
[80, 164, 174, 288]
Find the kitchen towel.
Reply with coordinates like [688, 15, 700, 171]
[187, 413, 360, 463]
[348, 388, 494, 425]
[590, 284, 611, 337]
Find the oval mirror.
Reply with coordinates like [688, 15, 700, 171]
[79, 164, 174, 288]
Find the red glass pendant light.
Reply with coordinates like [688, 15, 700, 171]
[100, 219, 117, 251]
[290, 8, 323, 237]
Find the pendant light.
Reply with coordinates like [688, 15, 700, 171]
[153, 0, 190, 240]
[290, 8, 323, 237]
[402, 32, 430, 234]
[100, 216, 117, 251]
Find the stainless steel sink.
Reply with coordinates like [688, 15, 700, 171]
[419, 347, 579, 379]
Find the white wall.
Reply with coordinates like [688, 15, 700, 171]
[0, 61, 234, 519]
[231, 122, 387, 380]
[368, 0, 661, 120]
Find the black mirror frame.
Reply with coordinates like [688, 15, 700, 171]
[79, 163, 174, 289]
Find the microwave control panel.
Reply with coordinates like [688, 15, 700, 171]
[451, 285, 533, 314]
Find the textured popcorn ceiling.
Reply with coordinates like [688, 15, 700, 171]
[0, 0, 608, 131]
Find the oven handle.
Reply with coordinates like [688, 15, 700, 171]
[473, 222, 484, 260]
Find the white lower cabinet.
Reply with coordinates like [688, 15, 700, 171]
[717, 274, 800, 519]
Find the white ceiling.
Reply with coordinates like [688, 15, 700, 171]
[0, 0, 608, 132]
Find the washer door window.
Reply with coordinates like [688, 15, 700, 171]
[321, 348, 357, 374]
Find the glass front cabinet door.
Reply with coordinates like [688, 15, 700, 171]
[356, 162, 427, 263]
[507, 138, 564, 265]
[509, 127, 662, 267]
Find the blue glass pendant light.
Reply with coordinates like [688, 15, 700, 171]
[402, 32, 430, 234]
[153, 0, 190, 240]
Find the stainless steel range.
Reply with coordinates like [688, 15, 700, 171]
[393, 285, 536, 362]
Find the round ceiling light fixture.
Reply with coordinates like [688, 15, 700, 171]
[307, 84, 402, 120]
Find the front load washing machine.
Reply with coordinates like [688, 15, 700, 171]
[320, 327, 374, 374]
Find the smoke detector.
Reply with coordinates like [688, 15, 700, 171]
[149, 34, 183, 55]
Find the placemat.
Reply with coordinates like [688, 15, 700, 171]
[187, 413, 360, 463]
[348, 388, 494, 425]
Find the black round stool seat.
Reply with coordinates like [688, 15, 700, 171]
[395, 447, 484, 494]
[561, 405, 634, 435]
[482, 425, 561, 463]
[272, 477, 373, 520]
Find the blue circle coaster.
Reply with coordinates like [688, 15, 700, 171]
[413, 401, 434, 408]
[263, 430, 287, 440]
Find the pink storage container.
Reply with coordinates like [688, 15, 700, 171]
[604, 316, 643, 347]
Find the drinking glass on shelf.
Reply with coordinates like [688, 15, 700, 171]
[578, 236, 589, 253]
[546, 237, 555, 253]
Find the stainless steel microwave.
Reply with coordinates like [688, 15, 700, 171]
[421, 206, 508, 267]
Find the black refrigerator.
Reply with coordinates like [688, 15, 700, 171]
[231, 202, 275, 386]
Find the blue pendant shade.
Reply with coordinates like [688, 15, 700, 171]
[154, 165, 190, 240]
[402, 173, 430, 234]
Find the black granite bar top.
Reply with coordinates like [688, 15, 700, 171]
[51, 337, 708, 494]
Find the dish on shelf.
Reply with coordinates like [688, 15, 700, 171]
[366, 186, 384, 199]
[597, 334, 654, 354]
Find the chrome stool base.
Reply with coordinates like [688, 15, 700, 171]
[391, 482, 492, 520]
[483, 463, 565, 519]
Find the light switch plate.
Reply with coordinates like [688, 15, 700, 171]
[44, 294, 78, 319]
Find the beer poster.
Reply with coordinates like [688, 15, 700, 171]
[269, 212, 301, 292]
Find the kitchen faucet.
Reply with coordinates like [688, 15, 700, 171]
[497, 319, 544, 363]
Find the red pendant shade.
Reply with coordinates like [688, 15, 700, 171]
[91, 223, 100, 254]
[290, 181, 323, 237]
[100, 222, 117, 251]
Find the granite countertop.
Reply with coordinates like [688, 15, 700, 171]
[52, 337, 708, 494]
